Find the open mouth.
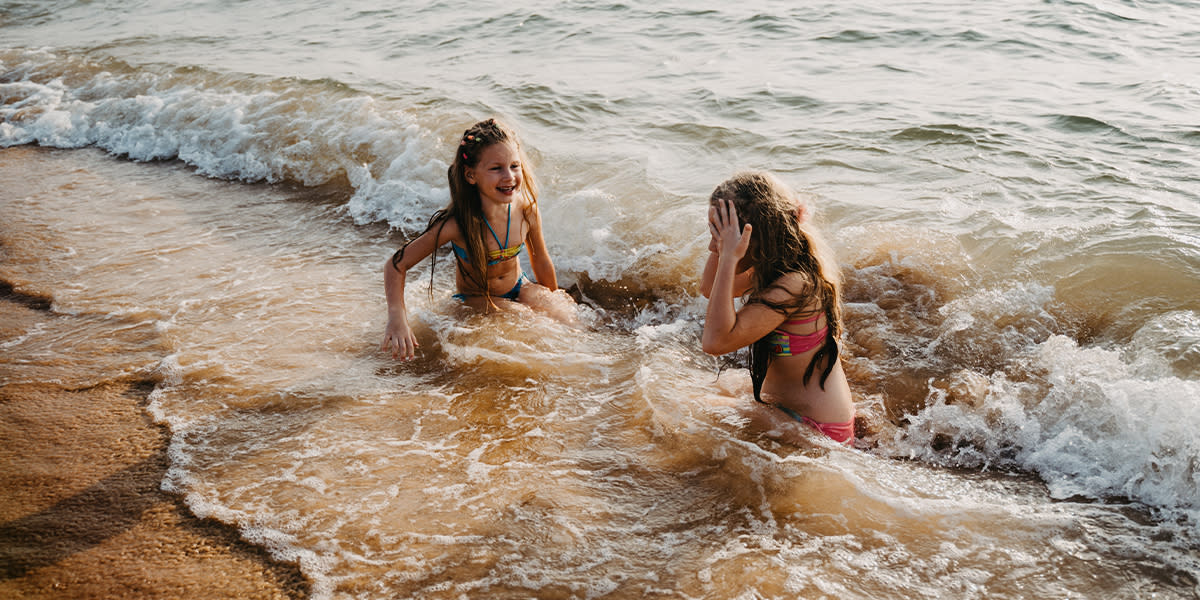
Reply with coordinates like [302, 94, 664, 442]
[497, 185, 517, 194]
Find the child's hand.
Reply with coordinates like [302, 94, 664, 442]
[709, 197, 752, 261]
[381, 317, 419, 361]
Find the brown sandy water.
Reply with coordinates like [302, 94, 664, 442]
[2, 146, 1197, 599]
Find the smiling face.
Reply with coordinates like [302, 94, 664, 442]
[464, 141, 522, 206]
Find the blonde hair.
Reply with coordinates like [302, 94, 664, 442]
[709, 171, 844, 394]
[392, 118, 539, 303]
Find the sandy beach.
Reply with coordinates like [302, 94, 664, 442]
[0, 286, 309, 598]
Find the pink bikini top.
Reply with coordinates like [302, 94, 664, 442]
[766, 312, 827, 357]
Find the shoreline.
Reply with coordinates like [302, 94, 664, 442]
[0, 289, 310, 599]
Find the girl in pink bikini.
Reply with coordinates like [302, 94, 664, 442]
[700, 171, 856, 444]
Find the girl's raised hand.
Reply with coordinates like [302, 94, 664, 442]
[709, 197, 752, 261]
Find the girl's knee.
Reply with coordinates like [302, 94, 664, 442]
[520, 285, 578, 323]
[518, 282, 552, 303]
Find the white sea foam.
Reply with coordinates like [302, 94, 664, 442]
[887, 334, 1200, 527]
[1, 50, 447, 234]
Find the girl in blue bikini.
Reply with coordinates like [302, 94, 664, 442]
[382, 118, 574, 361]
[700, 171, 856, 444]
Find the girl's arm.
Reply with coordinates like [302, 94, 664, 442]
[381, 219, 457, 360]
[701, 199, 786, 355]
[524, 200, 559, 291]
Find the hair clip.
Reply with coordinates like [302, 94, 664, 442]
[462, 153, 468, 160]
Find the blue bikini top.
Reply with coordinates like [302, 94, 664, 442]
[450, 204, 524, 266]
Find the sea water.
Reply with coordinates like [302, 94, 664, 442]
[2, 0, 1199, 598]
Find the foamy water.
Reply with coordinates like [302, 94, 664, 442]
[3, 0, 1200, 597]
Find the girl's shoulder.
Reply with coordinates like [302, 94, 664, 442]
[769, 271, 814, 292]
[429, 213, 463, 244]
[518, 193, 541, 222]
[760, 271, 814, 305]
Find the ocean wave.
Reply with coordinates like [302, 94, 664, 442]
[0, 49, 705, 290]
[1, 48, 447, 231]
[881, 334, 1200, 527]
[828, 220, 1200, 532]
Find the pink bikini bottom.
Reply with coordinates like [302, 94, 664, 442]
[775, 405, 855, 444]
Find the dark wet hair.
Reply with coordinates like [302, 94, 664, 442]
[709, 171, 844, 398]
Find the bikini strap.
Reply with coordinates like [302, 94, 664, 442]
[503, 202, 511, 248]
[782, 312, 822, 326]
[482, 203, 512, 249]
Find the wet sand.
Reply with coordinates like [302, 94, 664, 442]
[0, 286, 309, 599]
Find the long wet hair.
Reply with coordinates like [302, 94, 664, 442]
[390, 118, 539, 303]
[709, 171, 844, 401]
